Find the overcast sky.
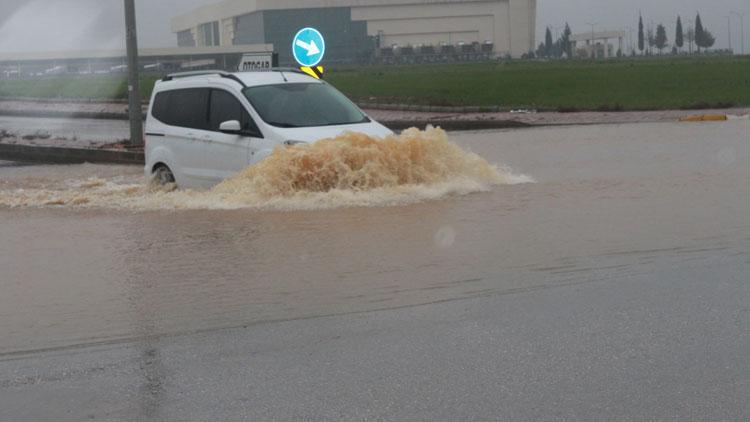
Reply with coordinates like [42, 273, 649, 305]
[0, 0, 748, 53]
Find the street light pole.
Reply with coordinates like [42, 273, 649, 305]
[552, 25, 563, 41]
[586, 22, 598, 58]
[731, 12, 746, 55]
[124, 0, 143, 148]
[648, 19, 655, 55]
[625, 26, 635, 55]
[726, 16, 732, 53]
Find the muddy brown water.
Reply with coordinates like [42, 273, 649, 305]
[1, 121, 748, 355]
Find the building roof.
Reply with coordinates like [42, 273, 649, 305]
[171, 0, 497, 32]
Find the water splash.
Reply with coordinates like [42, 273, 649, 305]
[0, 128, 532, 211]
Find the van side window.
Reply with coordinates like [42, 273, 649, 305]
[208, 89, 261, 136]
[152, 88, 209, 130]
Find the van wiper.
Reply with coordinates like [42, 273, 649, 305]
[267, 121, 299, 128]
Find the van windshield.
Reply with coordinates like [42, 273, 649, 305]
[243, 83, 369, 128]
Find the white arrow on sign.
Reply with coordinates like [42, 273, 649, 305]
[295, 39, 321, 56]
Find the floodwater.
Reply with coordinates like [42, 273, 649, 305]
[0, 115, 129, 144]
[1, 121, 749, 355]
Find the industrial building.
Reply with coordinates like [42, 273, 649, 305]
[171, 0, 537, 64]
[570, 31, 627, 59]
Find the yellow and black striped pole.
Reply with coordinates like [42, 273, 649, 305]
[299, 66, 325, 79]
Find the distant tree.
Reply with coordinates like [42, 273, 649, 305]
[638, 15, 645, 53]
[545, 27, 553, 57]
[695, 13, 704, 53]
[695, 13, 716, 52]
[655, 24, 668, 54]
[675, 16, 684, 50]
[562, 23, 573, 58]
[536, 42, 545, 58]
[686, 28, 695, 54]
[700, 30, 716, 49]
[552, 40, 563, 58]
[671, 46, 678, 55]
[647, 27, 656, 55]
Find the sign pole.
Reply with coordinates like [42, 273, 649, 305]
[124, 0, 143, 148]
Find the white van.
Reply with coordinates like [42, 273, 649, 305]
[144, 70, 392, 188]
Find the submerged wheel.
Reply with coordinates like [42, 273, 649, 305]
[152, 164, 175, 185]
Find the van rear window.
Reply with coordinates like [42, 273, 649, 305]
[152, 88, 209, 130]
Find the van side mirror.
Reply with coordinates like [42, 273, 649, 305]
[219, 120, 242, 134]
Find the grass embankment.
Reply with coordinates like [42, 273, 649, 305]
[1, 57, 749, 111]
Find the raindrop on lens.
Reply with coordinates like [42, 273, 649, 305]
[434, 226, 457, 249]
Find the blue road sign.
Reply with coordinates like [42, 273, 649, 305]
[292, 27, 326, 67]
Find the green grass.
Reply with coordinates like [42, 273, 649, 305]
[0, 74, 161, 101]
[327, 57, 750, 110]
[2, 57, 749, 111]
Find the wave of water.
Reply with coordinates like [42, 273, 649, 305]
[0, 128, 532, 211]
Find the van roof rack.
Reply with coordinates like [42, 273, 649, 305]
[161, 68, 317, 86]
[251, 67, 308, 75]
[162, 70, 247, 88]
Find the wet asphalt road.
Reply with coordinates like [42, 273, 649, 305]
[1, 121, 749, 421]
[3, 254, 749, 421]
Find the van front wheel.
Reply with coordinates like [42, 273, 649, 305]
[152, 164, 175, 185]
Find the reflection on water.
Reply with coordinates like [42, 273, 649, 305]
[0, 122, 748, 355]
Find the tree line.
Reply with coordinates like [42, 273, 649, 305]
[533, 23, 573, 59]
[638, 12, 715, 55]
[533, 12, 718, 59]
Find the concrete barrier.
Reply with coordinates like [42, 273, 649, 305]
[0, 109, 143, 121]
[0, 143, 143, 165]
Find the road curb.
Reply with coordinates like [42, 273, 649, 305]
[0, 109, 140, 121]
[0, 119, 528, 165]
[381, 120, 530, 131]
[0, 108, 530, 131]
[0, 143, 143, 165]
[361, 103, 504, 113]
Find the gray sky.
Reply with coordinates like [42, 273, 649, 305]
[0, 0, 748, 53]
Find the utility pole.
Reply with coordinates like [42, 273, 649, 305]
[648, 19, 655, 55]
[552, 25, 563, 41]
[124, 0, 143, 147]
[625, 26, 635, 55]
[731, 12, 746, 55]
[726, 16, 732, 53]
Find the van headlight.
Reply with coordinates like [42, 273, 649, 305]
[284, 140, 307, 146]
